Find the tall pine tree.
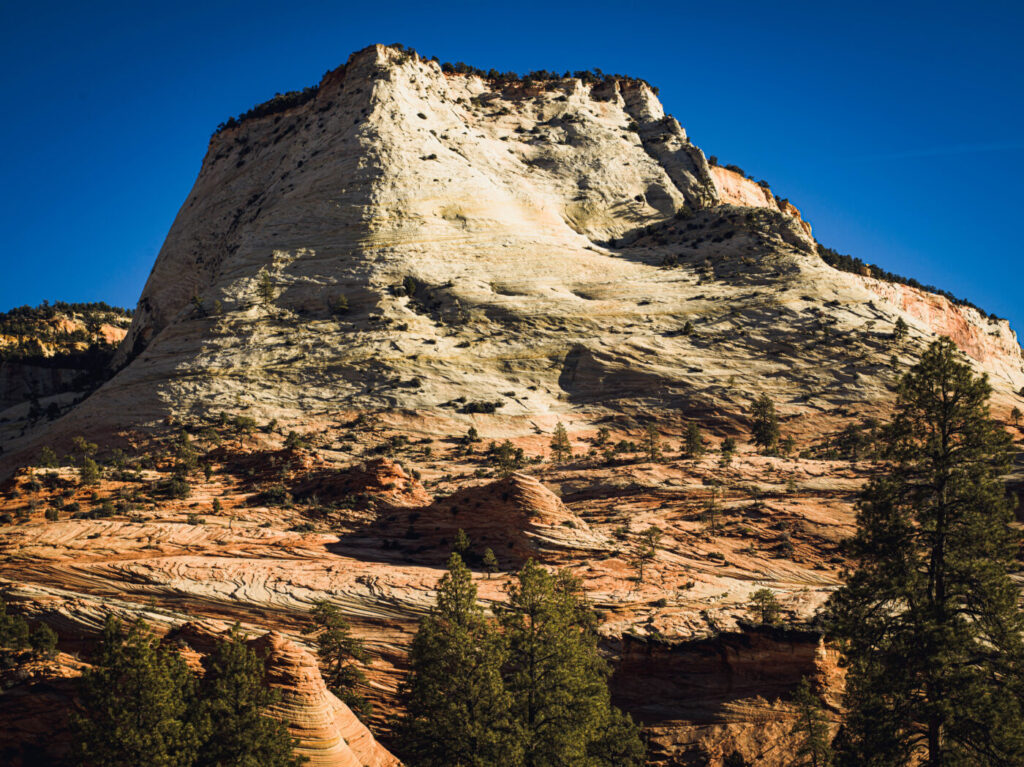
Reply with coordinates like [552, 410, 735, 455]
[398, 553, 515, 767]
[501, 560, 644, 767]
[72, 617, 201, 767]
[302, 600, 371, 717]
[195, 625, 303, 767]
[826, 338, 1024, 766]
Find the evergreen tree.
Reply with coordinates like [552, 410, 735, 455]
[642, 424, 662, 462]
[302, 601, 371, 718]
[257, 271, 276, 310]
[685, 422, 705, 458]
[501, 561, 644, 767]
[629, 526, 662, 583]
[454, 528, 472, 559]
[791, 677, 833, 767]
[826, 338, 1024, 766]
[748, 588, 782, 626]
[72, 617, 201, 767]
[398, 554, 514, 767]
[750, 393, 780, 454]
[0, 596, 29, 651]
[483, 547, 499, 578]
[195, 626, 303, 767]
[29, 623, 58, 659]
[1011, 406, 1022, 428]
[893, 317, 908, 344]
[550, 423, 572, 463]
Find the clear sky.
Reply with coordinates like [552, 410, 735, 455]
[2, 1, 1021, 335]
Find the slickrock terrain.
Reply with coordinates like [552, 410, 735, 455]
[0, 43, 1022, 766]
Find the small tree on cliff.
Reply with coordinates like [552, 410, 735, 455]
[629, 526, 662, 583]
[750, 393, 780, 454]
[550, 422, 572, 463]
[1011, 406, 1022, 428]
[257, 270, 276, 312]
[501, 560, 644, 767]
[893, 316, 908, 344]
[790, 677, 834, 767]
[685, 422, 705, 458]
[195, 626, 303, 767]
[748, 588, 782, 626]
[303, 600, 371, 718]
[398, 553, 514, 767]
[826, 338, 1024, 766]
[642, 423, 662, 462]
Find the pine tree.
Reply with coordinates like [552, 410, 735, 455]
[748, 588, 782, 626]
[0, 596, 30, 651]
[750, 393, 780, 454]
[257, 271, 276, 310]
[302, 601, 371, 718]
[826, 338, 1024, 766]
[630, 526, 662, 583]
[685, 422, 705, 458]
[642, 424, 662, 462]
[502, 561, 644, 767]
[72, 616, 201, 767]
[719, 436, 737, 468]
[482, 547, 499, 578]
[791, 677, 833, 767]
[29, 623, 58, 659]
[893, 317, 908, 344]
[398, 553, 514, 767]
[550, 423, 572, 463]
[1011, 406, 1022, 428]
[195, 626, 303, 767]
[454, 528, 472, 559]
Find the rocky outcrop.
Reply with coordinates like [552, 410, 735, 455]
[292, 457, 432, 509]
[250, 631, 401, 767]
[2, 44, 1021, 474]
[418, 471, 608, 561]
[709, 165, 812, 237]
[859, 275, 1024, 388]
[613, 629, 841, 766]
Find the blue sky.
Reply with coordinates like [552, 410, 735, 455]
[1, 1, 1022, 335]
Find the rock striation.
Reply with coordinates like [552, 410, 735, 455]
[250, 631, 400, 767]
[2, 43, 1018, 472]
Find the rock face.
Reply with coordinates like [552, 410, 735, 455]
[250, 631, 400, 767]
[1, 42, 1016, 472]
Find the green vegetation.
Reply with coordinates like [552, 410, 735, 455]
[750, 393, 780, 454]
[641, 423, 662, 462]
[486, 440, 527, 476]
[684, 422, 705, 458]
[630, 526, 662, 583]
[790, 677, 833, 767]
[303, 601, 371, 718]
[398, 553, 514, 766]
[826, 338, 1023, 765]
[748, 588, 782, 626]
[73, 616, 303, 767]
[817, 244, 1001, 320]
[550, 422, 572, 463]
[399, 554, 644, 767]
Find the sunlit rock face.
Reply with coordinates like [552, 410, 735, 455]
[0, 43, 1018, 468]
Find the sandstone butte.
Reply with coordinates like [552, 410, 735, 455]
[0, 43, 1022, 766]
